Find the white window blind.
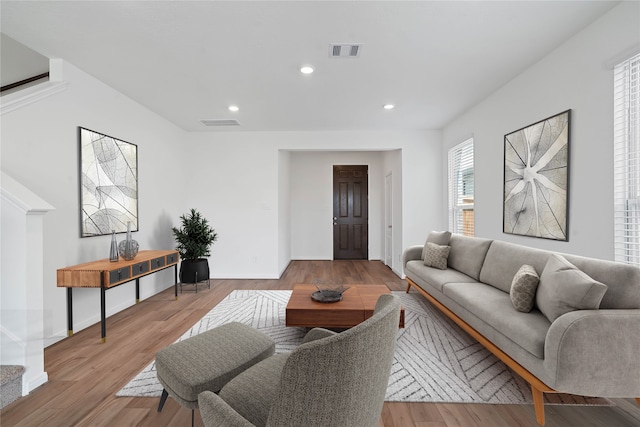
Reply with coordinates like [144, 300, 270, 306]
[614, 52, 640, 266]
[448, 138, 474, 236]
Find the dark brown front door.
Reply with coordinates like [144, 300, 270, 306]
[333, 165, 368, 260]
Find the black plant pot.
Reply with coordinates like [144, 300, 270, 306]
[180, 258, 210, 284]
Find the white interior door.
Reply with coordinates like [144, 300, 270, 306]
[384, 173, 393, 267]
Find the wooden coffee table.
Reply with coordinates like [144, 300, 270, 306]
[285, 284, 404, 329]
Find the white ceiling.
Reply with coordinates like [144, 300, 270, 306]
[0, 1, 620, 132]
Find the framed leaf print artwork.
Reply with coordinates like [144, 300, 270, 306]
[79, 127, 138, 237]
[503, 110, 570, 241]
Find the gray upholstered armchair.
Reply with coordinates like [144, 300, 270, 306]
[198, 293, 401, 427]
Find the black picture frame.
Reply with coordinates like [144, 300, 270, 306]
[503, 110, 570, 241]
[79, 127, 139, 237]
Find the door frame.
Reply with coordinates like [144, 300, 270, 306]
[384, 172, 393, 267]
[333, 164, 369, 260]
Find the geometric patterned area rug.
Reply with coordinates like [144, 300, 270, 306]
[117, 289, 611, 406]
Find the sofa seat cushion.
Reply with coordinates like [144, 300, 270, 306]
[405, 260, 477, 292]
[219, 353, 290, 427]
[443, 282, 551, 359]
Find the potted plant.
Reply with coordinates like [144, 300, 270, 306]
[172, 208, 218, 284]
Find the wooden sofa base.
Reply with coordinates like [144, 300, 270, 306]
[406, 278, 558, 426]
[407, 278, 640, 424]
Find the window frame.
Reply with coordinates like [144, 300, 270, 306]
[448, 138, 474, 236]
[614, 52, 640, 266]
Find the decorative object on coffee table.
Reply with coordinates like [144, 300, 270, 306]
[503, 110, 570, 241]
[172, 208, 217, 292]
[311, 281, 350, 303]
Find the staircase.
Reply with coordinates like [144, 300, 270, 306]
[1, 172, 55, 397]
[0, 365, 24, 408]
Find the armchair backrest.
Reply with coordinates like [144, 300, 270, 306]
[266, 293, 401, 427]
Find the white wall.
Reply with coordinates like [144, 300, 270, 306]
[0, 33, 49, 87]
[0, 48, 443, 350]
[187, 130, 442, 278]
[442, 1, 640, 260]
[1, 60, 187, 345]
[277, 150, 291, 275]
[289, 151, 383, 260]
[382, 149, 404, 275]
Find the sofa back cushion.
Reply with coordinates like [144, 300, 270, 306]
[480, 240, 640, 309]
[447, 234, 493, 280]
[480, 241, 549, 293]
[421, 230, 452, 260]
[536, 254, 608, 322]
[561, 253, 640, 309]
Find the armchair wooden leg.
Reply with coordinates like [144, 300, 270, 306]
[405, 282, 412, 293]
[636, 397, 640, 407]
[531, 385, 546, 426]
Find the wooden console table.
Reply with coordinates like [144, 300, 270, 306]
[57, 250, 179, 343]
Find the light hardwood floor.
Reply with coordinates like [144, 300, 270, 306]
[2, 260, 639, 427]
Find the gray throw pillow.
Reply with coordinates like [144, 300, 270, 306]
[423, 242, 450, 270]
[510, 264, 539, 312]
[422, 230, 452, 260]
[536, 254, 608, 322]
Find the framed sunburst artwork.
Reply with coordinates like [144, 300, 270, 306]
[503, 110, 570, 241]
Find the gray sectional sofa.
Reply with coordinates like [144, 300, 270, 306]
[403, 232, 640, 425]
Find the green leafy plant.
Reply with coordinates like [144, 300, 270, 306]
[172, 208, 218, 261]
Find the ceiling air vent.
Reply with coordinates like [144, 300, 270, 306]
[329, 43, 362, 58]
[200, 119, 240, 127]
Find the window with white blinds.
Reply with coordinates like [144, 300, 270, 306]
[448, 138, 474, 236]
[614, 52, 640, 266]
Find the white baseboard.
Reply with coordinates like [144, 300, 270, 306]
[24, 371, 48, 395]
[392, 266, 404, 278]
[44, 335, 66, 348]
[212, 273, 280, 279]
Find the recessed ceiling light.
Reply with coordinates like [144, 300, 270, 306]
[300, 66, 314, 74]
[383, 104, 395, 110]
[228, 105, 239, 112]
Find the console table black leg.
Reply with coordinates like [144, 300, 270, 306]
[67, 288, 73, 336]
[136, 278, 140, 303]
[100, 283, 106, 343]
[174, 264, 178, 300]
